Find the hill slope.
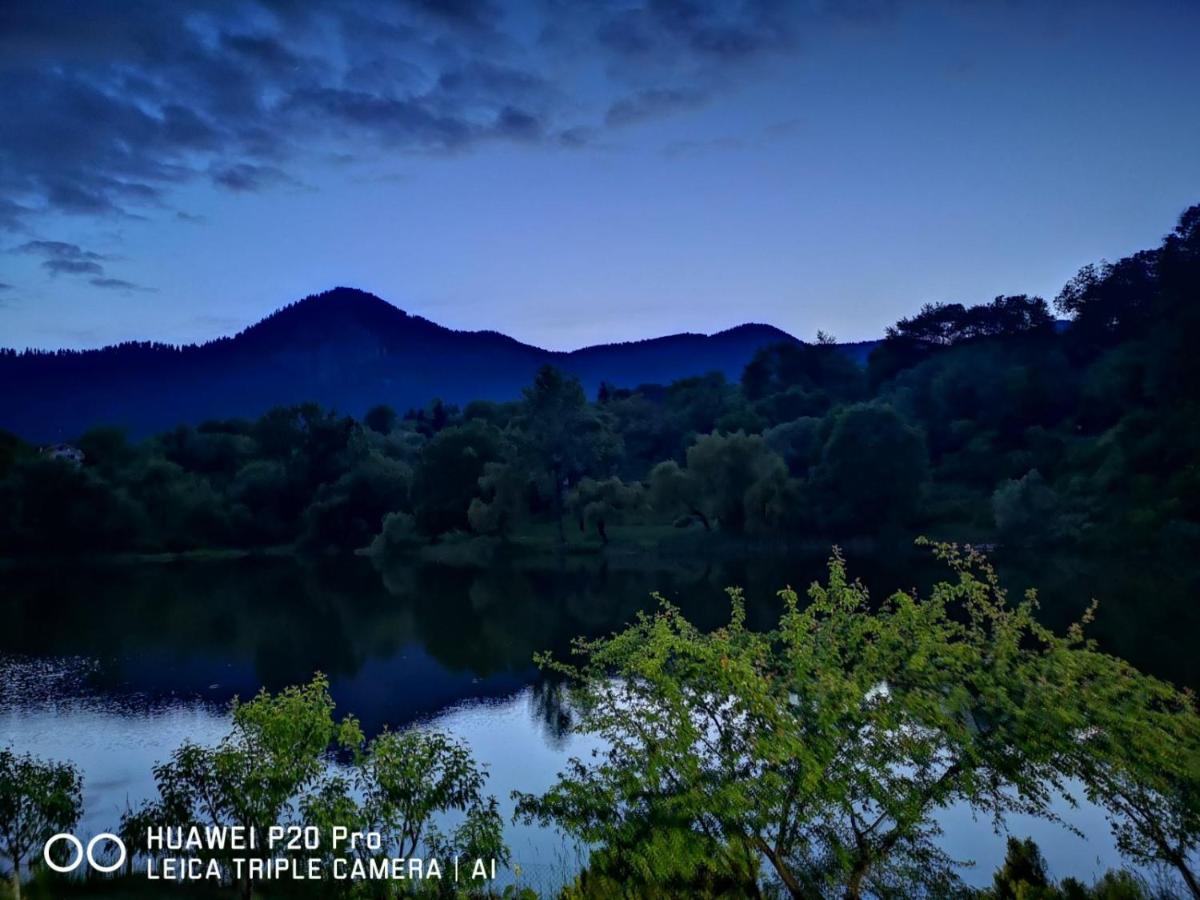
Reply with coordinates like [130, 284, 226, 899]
[0, 287, 868, 441]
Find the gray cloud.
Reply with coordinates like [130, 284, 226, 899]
[211, 163, 295, 193]
[595, 0, 796, 63]
[607, 88, 707, 127]
[0, 0, 808, 230]
[46, 259, 105, 276]
[14, 239, 151, 290]
[17, 240, 108, 276]
[90, 277, 154, 291]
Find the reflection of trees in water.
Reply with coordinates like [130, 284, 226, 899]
[994, 548, 1200, 692]
[528, 674, 574, 751]
[2, 543, 1194, 716]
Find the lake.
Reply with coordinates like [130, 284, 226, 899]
[2, 544, 1195, 892]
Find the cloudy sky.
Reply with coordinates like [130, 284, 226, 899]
[1, 0, 1197, 350]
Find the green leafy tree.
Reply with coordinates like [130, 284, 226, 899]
[886, 296, 1053, 347]
[301, 452, 411, 551]
[741, 341, 863, 422]
[467, 462, 528, 538]
[0, 457, 147, 554]
[126, 457, 231, 550]
[366, 510, 421, 557]
[680, 431, 787, 534]
[0, 429, 33, 479]
[513, 367, 620, 543]
[411, 421, 507, 536]
[516, 545, 1098, 899]
[316, 729, 509, 893]
[983, 836, 1151, 899]
[763, 416, 825, 476]
[128, 675, 361, 899]
[1064, 648, 1200, 898]
[992, 469, 1077, 549]
[566, 476, 645, 544]
[648, 458, 711, 531]
[0, 749, 83, 900]
[75, 425, 137, 478]
[364, 404, 398, 435]
[813, 403, 929, 530]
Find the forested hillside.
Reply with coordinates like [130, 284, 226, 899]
[1, 204, 1196, 561]
[0, 289, 813, 441]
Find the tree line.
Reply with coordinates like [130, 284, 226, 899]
[3, 205, 1198, 561]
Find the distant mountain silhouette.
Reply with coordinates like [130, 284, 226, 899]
[0, 288, 877, 441]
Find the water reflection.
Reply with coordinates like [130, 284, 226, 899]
[1, 545, 1195, 892]
[1, 546, 1194, 721]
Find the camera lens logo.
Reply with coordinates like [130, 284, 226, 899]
[43, 833, 126, 873]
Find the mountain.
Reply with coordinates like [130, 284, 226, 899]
[0, 287, 875, 442]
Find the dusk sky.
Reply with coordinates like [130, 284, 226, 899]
[1, 0, 1198, 351]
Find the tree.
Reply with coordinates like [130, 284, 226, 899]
[129, 675, 361, 899]
[514, 366, 620, 543]
[886, 296, 1053, 347]
[763, 416, 825, 476]
[356, 730, 501, 863]
[662, 373, 745, 449]
[741, 341, 862, 413]
[0, 750, 83, 900]
[1065, 648, 1200, 897]
[963, 295, 1054, 340]
[683, 432, 788, 534]
[516, 545, 1095, 899]
[981, 837, 1148, 899]
[813, 403, 929, 530]
[75, 425, 137, 478]
[1056, 254, 1160, 345]
[363, 404, 398, 435]
[992, 469, 1075, 549]
[467, 461, 527, 538]
[365, 510, 421, 557]
[988, 837, 1053, 898]
[301, 452, 410, 551]
[0, 457, 147, 554]
[566, 476, 645, 544]
[886, 301, 972, 346]
[298, 729, 508, 892]
[410, 421, 506, 536]
[0, 429, 33, 479]
[648, 459, 711, 531]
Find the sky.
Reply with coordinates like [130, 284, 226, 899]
[1, 0, 1198, 351]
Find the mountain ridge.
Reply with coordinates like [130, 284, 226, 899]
[0, 287, 876, 442]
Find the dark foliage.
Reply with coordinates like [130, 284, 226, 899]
[0, 204, 1197, 561]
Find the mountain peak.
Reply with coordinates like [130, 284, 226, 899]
[234, 286, 419, 349]
[0, 286, 834, 440]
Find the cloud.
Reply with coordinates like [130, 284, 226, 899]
[210, 163, 295, 193]
[607, 88, 707, 127]
[89, 277, 154, 291]
[595, 1, 796, 63]
[0, 0, 809, 230]
[46, 259, 105, 276]
[17, 240, 108, 276]
[14, 239, 150, 290]
[0, 199, 32, 232]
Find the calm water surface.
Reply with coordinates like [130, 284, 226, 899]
[2, 547, 1195, 890]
